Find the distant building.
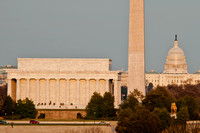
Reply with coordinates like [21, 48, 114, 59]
[0, 65, 17, 86]
[120, 35, 200, 91]
[6, 58, 121, 109]
[145, 35, 200, 88]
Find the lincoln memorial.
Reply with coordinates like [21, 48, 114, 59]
[6, 58, 121, 109]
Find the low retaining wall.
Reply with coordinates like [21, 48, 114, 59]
[186, 121, 200, 133]
[37, 110, 86, 119]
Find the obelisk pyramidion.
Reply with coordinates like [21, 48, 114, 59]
[128, 0, 145, 95]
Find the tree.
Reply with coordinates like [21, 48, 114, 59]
[175, 107, 190, 125]
[117, 92, 162, 133]
[119, 92, 138, 111]
[16, 98, 37, 119]
[0, 85, 7, 109]
[167, 84, 200, 100]
[143, 86, 173, 112]
[86, 92, 103, 119]
[176, 96, 199, 120]
[132, 89, 144, 101]
[116, 107, 162, 133]
[1, 96, 16, 116]
[86, 92, 116, 119]
[102, 92, 116, 118]
[152, 108, 171, 130]
[175, 97, 186, 112]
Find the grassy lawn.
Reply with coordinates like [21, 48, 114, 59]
[19, 124, 105, 126]
[37, 109, 86, 111]
[0, 123, 109, 126]
[3, 119, 103, 122]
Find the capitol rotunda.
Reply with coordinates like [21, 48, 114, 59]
[164, 35, 188, 74]
[144, 35, 200, 88]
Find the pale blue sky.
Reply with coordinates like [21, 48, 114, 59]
[0, 0, 200, 73]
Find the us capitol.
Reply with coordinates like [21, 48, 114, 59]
[121, 35, 200, 90]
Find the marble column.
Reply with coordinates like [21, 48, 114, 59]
[26, 78, 30, 98]
[56, 79, 60, 106]
[105, 79, 109, 92]
[16, 79, 21, 100]
[86, 79, 90, 105]
[36, 79, 40, 104]
[7, 79, 12, 96]
[96, 79, 99, 92]
[46, 79, 50, 105]
[118, 81, 121, 104]
[114, 80, 119, 107]
[76, 79, 80, 106]
[66, 79, 70, 106]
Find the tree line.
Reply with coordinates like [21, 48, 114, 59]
[116, 85, 200, 133]
[85, 84, 200, 132]
[0, 96, 37, 119]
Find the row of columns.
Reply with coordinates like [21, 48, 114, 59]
[7, 78, 119, 108]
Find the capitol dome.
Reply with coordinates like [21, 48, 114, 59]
[163, 35, 188, 74]
[168, 44, 184, 56]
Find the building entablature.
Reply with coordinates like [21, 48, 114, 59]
[18, 58, 112, 72]
[7, 71, 120, 81]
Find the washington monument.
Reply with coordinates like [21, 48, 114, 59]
[128, 0, 145, 95]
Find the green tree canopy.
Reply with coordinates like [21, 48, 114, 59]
[86, 92, 116, 119]
[175, 107, 190, 125]
[116, 107, 162, 133]
[143, 86, 173, 112]
[132, 89, 144, 101]
[176, 95, 199, 120]
[152, 108, 171, 130]
[16, 98, 37, 119]
[1, 96, 16, 116]
[102, 92, 116, 118]
[119, 92, 138, 111]
[86, 92, 103, 119]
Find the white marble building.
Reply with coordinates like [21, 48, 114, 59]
[145, 35, 200, 88]
[119, 35, 200, 92]
[6, 58, 121, 109]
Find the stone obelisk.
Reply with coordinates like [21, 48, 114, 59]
[128, 0, 145, 95]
